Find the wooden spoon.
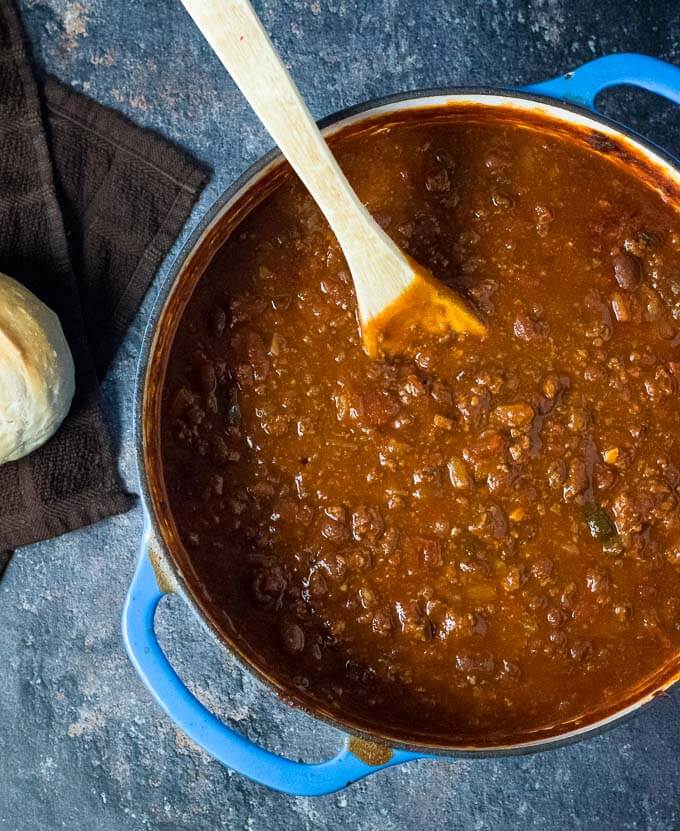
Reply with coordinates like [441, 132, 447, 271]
[180, 0, 487, 357]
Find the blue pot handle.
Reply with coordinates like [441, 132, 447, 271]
[523, 53, 680, 111]
[122, 538, 427, 795]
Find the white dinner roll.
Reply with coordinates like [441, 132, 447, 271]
[0, 271, 75, 464]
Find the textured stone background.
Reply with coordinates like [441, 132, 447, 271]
[1, 1, 679, 829]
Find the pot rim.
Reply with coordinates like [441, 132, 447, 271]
[134, 85, 680, 755]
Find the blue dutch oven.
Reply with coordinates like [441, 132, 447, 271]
[123, 54, 680, 796]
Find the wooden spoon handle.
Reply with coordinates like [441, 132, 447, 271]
[180, 0, 383, 254]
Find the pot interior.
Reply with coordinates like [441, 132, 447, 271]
[142, 93, 680, 752]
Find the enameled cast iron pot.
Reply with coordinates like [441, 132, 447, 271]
[123, 54, 680, 796]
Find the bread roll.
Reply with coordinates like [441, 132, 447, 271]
[0, 272, 75, 464]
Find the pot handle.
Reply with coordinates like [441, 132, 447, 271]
[523, 53, 680, 111]
[122, 540, 427, 796]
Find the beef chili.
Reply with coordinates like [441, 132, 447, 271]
[160, 109, 680, 744]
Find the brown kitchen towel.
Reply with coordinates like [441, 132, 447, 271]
[0, 0, 209, 567]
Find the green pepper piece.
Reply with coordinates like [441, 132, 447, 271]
[583, 503, 623, 556]
[583, 503, 617, 540]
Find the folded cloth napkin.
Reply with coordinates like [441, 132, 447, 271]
[0, 1, 208, 571]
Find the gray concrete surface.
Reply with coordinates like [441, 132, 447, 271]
[1, 1, 679, 828]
